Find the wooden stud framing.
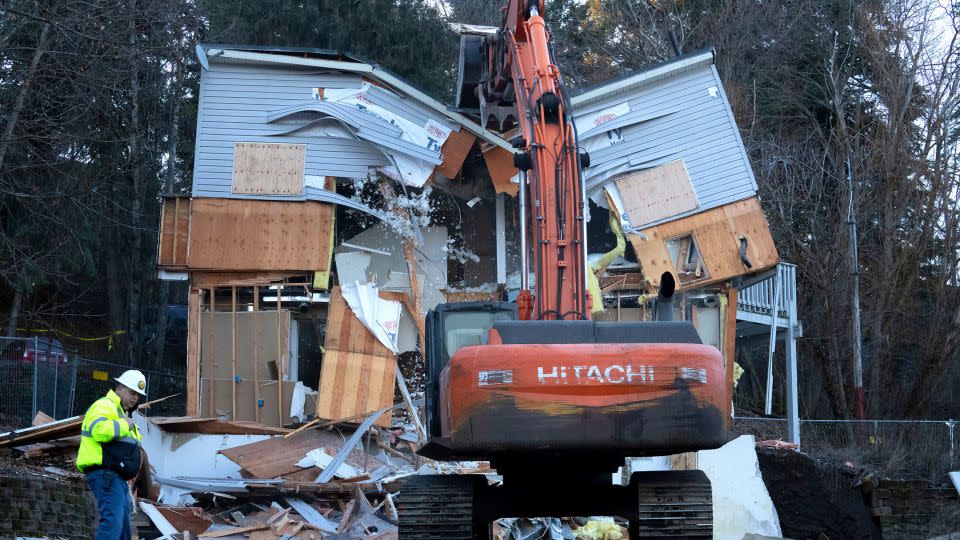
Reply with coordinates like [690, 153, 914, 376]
[231, 286, 238, 421]
[172, 198, 181, 265]
[403, 243, 425, 342]
[723, 287, 739, 426]
[186, 287, 201, 416]
[209, 287, 216, 419]
[253, 286, 260, 424]
[277, 286, 283, 425]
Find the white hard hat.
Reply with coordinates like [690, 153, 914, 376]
[115, 370, 147, 396]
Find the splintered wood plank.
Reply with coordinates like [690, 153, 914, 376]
[435, 129, 476, 179]
[615, 160, 698, 227]
[232, 142, 305, 196]
[218, 428, 331, 479]
[315, 350, 396, 428]
[323, 287, 393, 358]
[186, 198, 334, 271]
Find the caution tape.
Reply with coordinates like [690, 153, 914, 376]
[16, 328, 127, 350]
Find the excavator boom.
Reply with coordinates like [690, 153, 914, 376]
[481, 0, 589, 321]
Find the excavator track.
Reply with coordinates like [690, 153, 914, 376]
[631, 470, 714, 538]
[396, 474, 484, 539]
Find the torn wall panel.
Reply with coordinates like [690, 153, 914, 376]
[482, 144, 519, 196]
[194, 54, 495, 195]
[435, 128, 477, 179]
[627, 197, 777, 289]
[334, 225, 448, 312]
[570, 50, 758, 228]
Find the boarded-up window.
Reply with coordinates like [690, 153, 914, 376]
[232, 142, 305, 196]
[615, 159, 698, 227]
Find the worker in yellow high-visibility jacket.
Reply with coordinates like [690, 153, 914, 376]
[77, 370, 146, 540]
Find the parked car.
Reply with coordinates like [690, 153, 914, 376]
[3, 337, 69, 364]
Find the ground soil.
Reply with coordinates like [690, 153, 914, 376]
[756, 446, 881, 539]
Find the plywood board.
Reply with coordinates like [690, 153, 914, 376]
[435, 129, 476, 179]
[315, 350, 396, 428]
[628, 196, 778, 289]
[219, 428, 331, 478]
[324, 287, 393, 358]
[232, 142, 305, 196]
[200, 310, 290, 383]
[724, 197, 779, 271]
[158, 197, 190, 267]
[187, 198, 334, 271]
[482, 145, 519, 196]
[615, 160, 698, 227]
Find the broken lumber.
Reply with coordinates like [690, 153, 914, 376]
[219, 428, 336, 478]
[0, 416, 81, 448]
[148, 416, 290, 436]
[140, 502, 179, 537]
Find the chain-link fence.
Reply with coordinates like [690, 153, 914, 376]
[0, 337, 186, 430]
[734, 416, 958, 481]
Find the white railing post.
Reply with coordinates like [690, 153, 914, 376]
[765, 265, 781, 415]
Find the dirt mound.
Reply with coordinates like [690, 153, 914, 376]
[756, 447, 881, 539]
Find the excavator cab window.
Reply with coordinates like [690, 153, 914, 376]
[424, 301, 518, 438]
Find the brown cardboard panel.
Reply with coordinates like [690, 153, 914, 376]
[232, 142, 305, 196]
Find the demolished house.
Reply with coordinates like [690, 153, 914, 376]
[1, 44, 794, 539]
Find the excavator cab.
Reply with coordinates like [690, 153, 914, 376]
[423, 301, 518, 439]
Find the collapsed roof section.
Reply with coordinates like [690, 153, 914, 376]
[570, 48, 759, 231]
[192, 44, 513, 203]
[569, 48, 777, 290]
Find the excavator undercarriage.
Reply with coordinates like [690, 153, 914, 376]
[397, 469, 713, 539]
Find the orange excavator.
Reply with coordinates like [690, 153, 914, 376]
[398, 1, 726, 537]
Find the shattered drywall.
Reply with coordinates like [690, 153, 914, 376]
[334, 224, 448, 312]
